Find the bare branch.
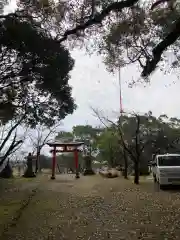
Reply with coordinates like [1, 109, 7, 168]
[29, 122, 62, 152]
[90, 106, 110, 128]
[0, 115, 25, 152]
[91, 106, 136, 160]
[0, 131, 23, 165]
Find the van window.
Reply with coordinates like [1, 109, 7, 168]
[158, 156, 180, 166]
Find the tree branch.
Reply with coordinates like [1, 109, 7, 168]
[91, 106, 137, 161]
[90, 107, 110, 128]
[58, 0, 179, 77]
[0, 131, 23, 165]
[0, 115, 25, 152]
[58, 0, 139, 43]
[142, 17, 180, 77]
[3, 0, 178, 78]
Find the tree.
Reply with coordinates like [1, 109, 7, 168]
[55, 131, 74, 142]
[96, 127, 123, 167]
[0, 3, 76, 128]
[0, 117, 28, 166]
[92, 107, 180, 184]
[1, 0, 179, 115]
[91, 107, 131, 179]
[73, 125, 102, 175]
[55, 125, 102, 175]
[73, 125, 102, 154]
[0, 1, 78, 166]
[51, 113, 180, 183]
[0, 116, 28, 177]
[29, 122, 62, 173]
[15, 0, 180, 78]
[107, 113, 146, 184]
[98, 2, 180, 78]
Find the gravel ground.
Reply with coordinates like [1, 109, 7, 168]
[1, 174, 180, 240]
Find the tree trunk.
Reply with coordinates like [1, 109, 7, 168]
[134, 160, 139, 184]
[0, 161, 13, 178]
[35, 148, 40, 173]
[123, 149, 128, 179]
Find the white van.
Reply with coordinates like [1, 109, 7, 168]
[152, 153, 180, 188]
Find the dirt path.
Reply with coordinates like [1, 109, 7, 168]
[1, 174, 180, 239]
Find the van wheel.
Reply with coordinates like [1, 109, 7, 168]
[159, 184, 164, 190]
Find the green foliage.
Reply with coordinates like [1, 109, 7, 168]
[98, 4, 180, 74]
[55, 125, 103, 173]
[0, 11, 76, 127]
[120, 113, 180, 153]
[96, 128, 122, 167]
[73, 125, 100, 139]
[8, 0, 180, 78]
[51, 116, 180, 177]
[55, 131, 74, 142]
[73, 125, 103, 155]
[95, 113, 180, 176]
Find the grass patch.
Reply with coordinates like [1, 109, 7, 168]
[0, 200, 22, 232]
[0, 176, 41, 234]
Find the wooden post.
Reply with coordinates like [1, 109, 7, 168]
[74, 149, 79, 179]
[51, 146, 56, 180]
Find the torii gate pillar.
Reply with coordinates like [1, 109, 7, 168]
[51, 146, 56, 180]
[74, 149, 79, 179]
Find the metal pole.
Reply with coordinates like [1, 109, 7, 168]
[118, 65, 127, 178]
[118, 65, 123, 116]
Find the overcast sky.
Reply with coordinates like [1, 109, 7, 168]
[62, 49, 180, 130]
[5, 1, 180, 131]
[4, 1, 180, 155]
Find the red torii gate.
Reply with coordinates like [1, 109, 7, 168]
[47, 141, 84, 180]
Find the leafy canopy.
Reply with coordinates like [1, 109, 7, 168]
[16, 0, 180, 78]
[0, 2, 76, 127]
[1, 0, 180, 129]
